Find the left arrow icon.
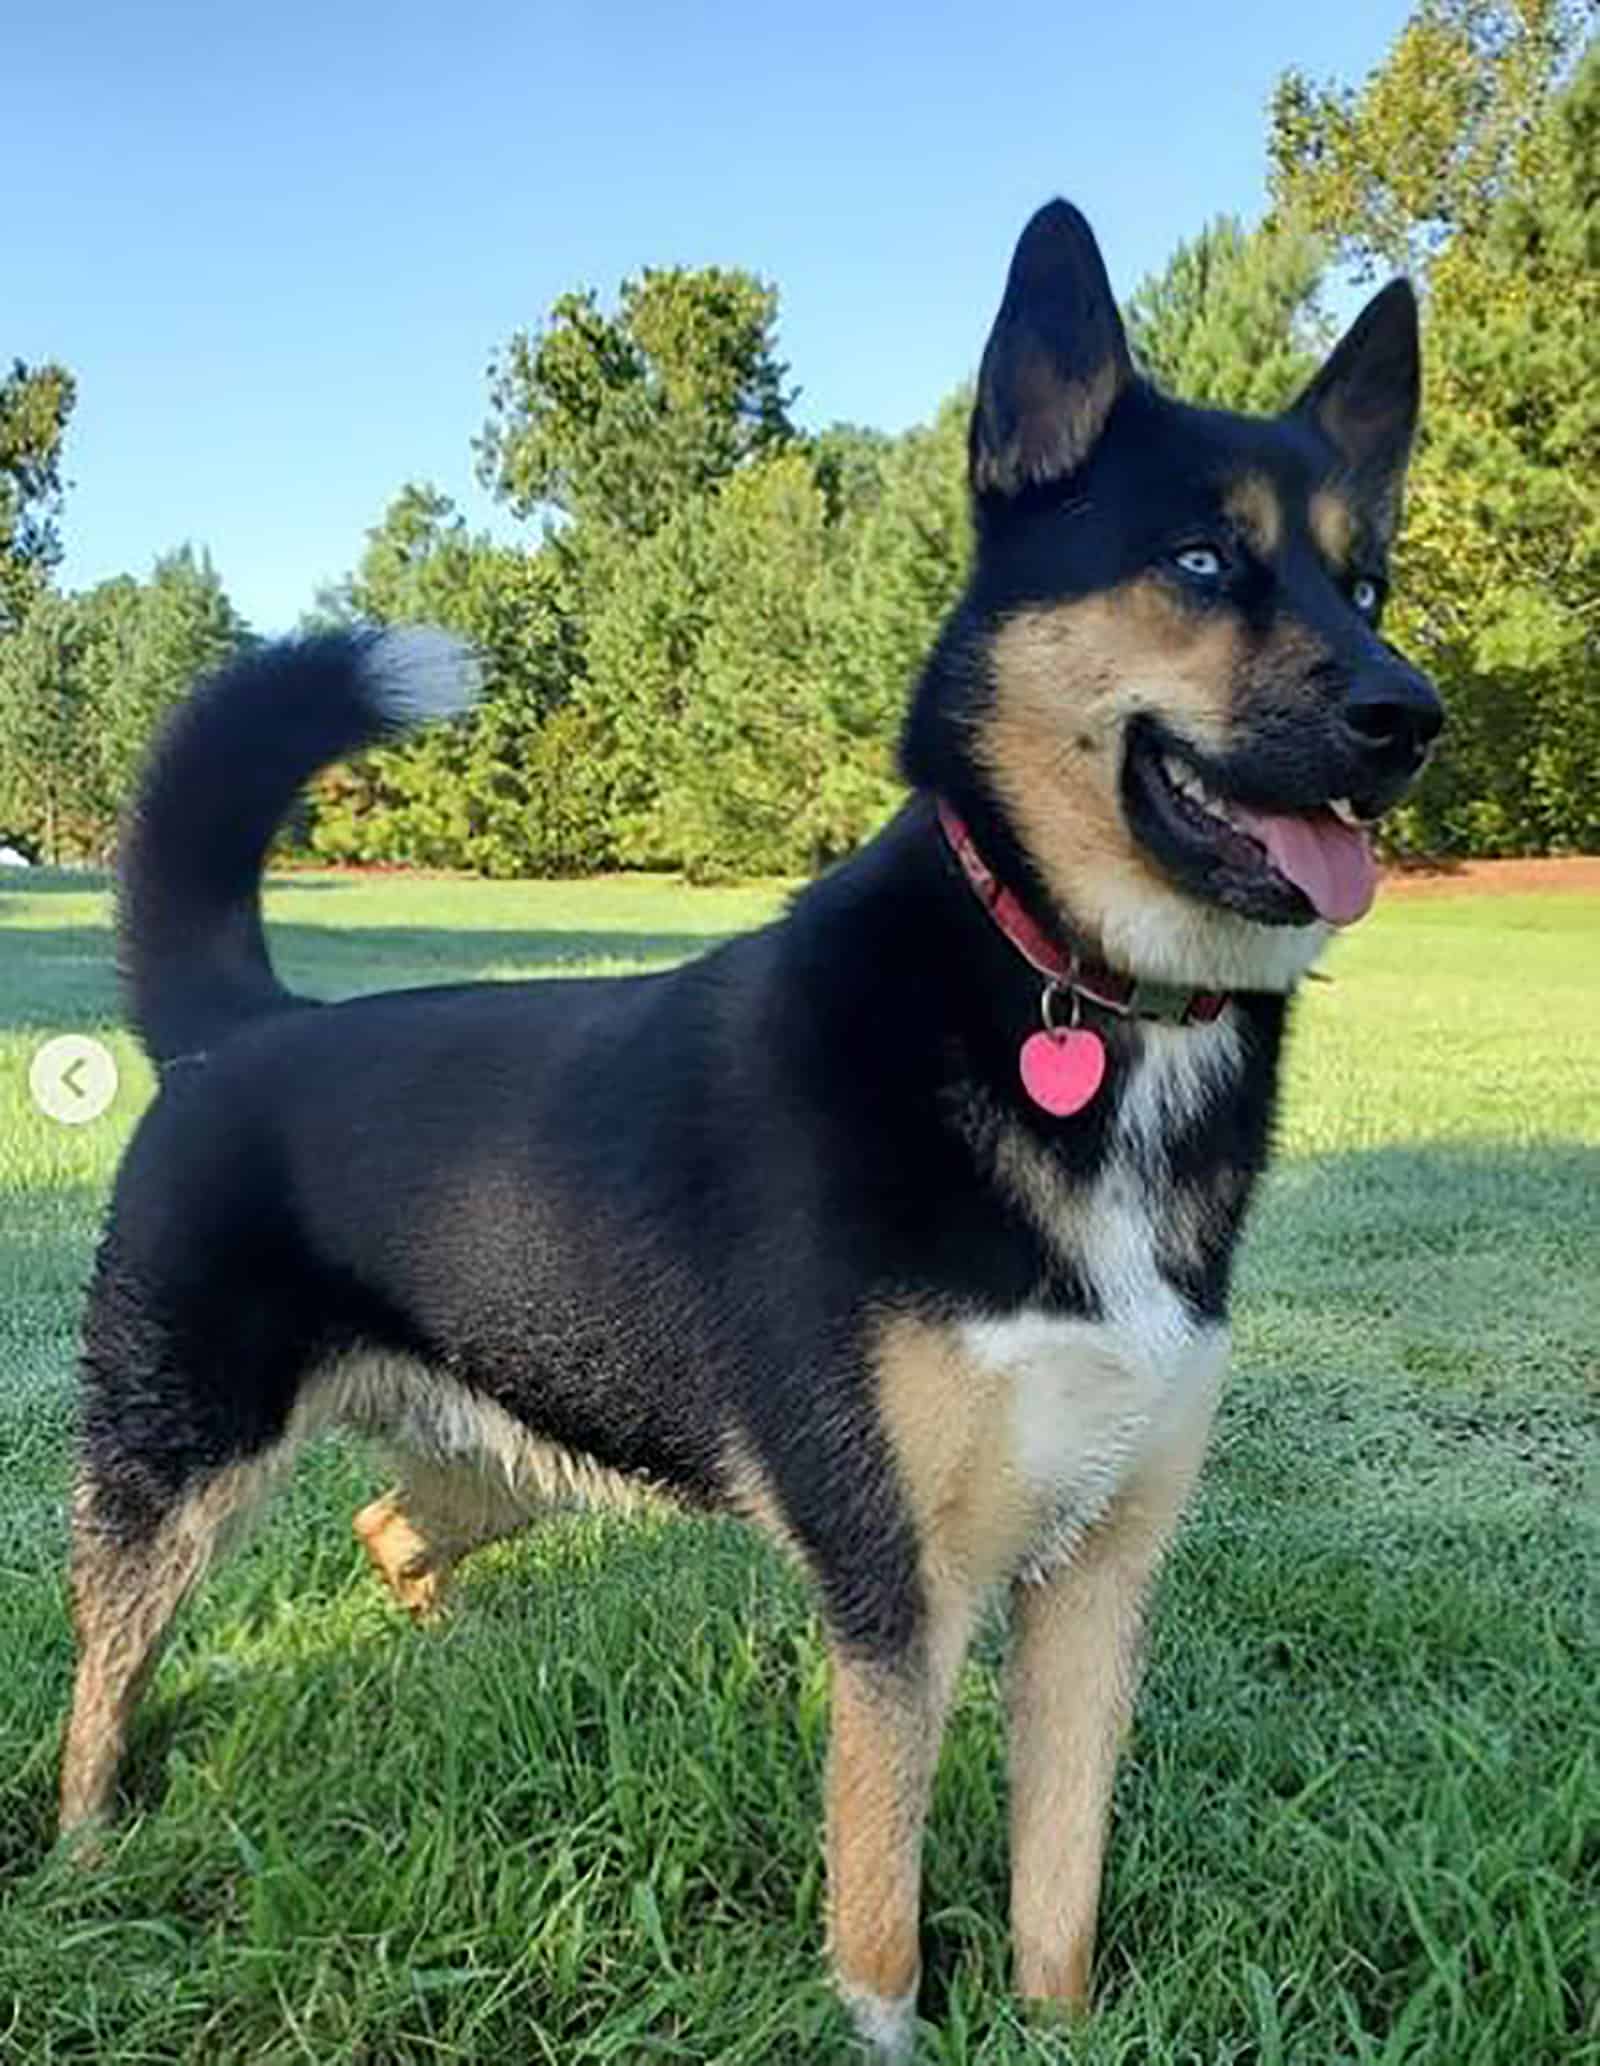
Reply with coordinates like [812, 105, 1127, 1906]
[29, 1036, 118, 1125]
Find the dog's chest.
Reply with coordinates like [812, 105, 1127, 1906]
[961, 1177, 1226, 1577]
[962, 1021, 1238, 1576]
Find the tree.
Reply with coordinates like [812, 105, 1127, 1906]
[1384, 43, 1600, 853]
[0, 552, 248, 861]
[1268, 0, 1585, 274]
[0, 592, 94, 859]
[1, 358, 76, 632]
[99, 547, 249, 807]
[477, 267, 797, 540]
[1123, 215, 1330, 412]
[820, 392, 971, 772]
[808, 422, 893, 526]
[1273, 1, 1597, 855]
[306, 485, 603, 874]
[577, 420, 967, 880]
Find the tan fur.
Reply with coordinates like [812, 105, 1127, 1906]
[1157, 1179, 1223, 1286]
[977, 588, 1327, 991]
[876, 1311, 1044, 1595]
[1237, 615, 1339, 721]
[353, 1457, 533, 1620]
[718, 1427, 810, 1571]
[354, 1492, 444, 1617]
[336, 1356, 663, 1612]
[979, 584, 1234, 936]
[60, 1459, 274, 1834]
[826, 1660, 930, 2005]
[306, 1355, 649, 1517]
[973, 358, 1124, 497]
[961, 1083, 1220, 1346]
[60, 1353, 655, 1839]
[1007, 1371, 1218, 2006]
[1309, 487, 1356, 571]
[987, 1104, 1094, 1253]
[1223, 472, 1283, 560]
[826, 1602, 974, 2019]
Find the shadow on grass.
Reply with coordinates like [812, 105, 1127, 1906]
[0, 869, 111, 897]
[0, 923, 739, 1033]
[0, 875, 388, 900]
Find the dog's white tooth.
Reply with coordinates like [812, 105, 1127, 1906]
[1162, 751, 1232, 821]
[1328, 797, 1362, 829]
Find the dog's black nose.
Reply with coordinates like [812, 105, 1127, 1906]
[1337, 661, 1444, 773]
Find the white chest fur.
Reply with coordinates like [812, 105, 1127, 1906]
[963, 1017, 1238, 1576]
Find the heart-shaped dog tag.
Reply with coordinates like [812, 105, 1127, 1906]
[1019, 1027, 1106, 1117]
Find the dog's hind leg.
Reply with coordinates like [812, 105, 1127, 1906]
[59, 1455, 272, 1839]
[59, 1218, 320, 1842]
[353, 1456, 532, 1621]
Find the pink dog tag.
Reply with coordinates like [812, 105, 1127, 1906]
[1019, 1027, 1106, 1117]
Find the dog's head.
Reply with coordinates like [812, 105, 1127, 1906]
[905, 201, 1443, 992]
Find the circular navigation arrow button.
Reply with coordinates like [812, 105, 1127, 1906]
[29, 1035, 119, 1125]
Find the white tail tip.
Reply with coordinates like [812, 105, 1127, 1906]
[363, 625, 482, 725]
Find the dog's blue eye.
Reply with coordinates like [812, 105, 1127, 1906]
[1351, 577, 1381, 616]
[1174, 546, 1224, 582]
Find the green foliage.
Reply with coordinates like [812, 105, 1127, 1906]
[1279, 25, 1599, 857]
[581, 452, 843, 877]
[304, 486, 604, 875]
[100, 547, 249, 809]
[579, 417, 970, 881]
[0, 592, 95, 860]
[819, 393, 971, 769]
[0, 548, 246, 860]
[1124, 214, 1331, 412]
[478, 267, 796, 539]
[0, 358, 76, 633]
[1268, 0, 1584, 273]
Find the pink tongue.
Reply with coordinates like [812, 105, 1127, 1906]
[1229, 806, 1378, 926]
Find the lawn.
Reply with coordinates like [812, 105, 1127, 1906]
[1, 867, 1595, 2064]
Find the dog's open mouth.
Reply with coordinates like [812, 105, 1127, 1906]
[1123, 721, 1379, 928]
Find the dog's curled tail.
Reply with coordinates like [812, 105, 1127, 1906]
[118, 627, 480, 1065]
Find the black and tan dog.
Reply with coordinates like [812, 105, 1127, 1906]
[60, 202, 1441, 2055]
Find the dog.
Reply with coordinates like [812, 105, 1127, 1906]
[59, 200, 1441, 2057]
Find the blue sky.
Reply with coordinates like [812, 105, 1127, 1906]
[14, 0, 1412, 634]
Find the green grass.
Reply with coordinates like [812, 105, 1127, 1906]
[1, 866, 1596, 2064]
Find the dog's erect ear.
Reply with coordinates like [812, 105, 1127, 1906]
[1291, 279, 1420, 544]
[970, 200, 1133, 498]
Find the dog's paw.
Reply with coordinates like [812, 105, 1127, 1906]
[352, 1496, 450, 1623]
[839, 1981, 918, 2060]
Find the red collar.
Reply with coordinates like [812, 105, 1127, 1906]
[935, 798, 1227, 1027]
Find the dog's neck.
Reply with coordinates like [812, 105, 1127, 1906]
[933, 799, 1229, 1030]
[788, 796, 1274, 1146]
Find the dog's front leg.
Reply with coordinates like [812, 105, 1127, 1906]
[1006, 1382, 1218, 2009]
[826, 1596, 972, 2060]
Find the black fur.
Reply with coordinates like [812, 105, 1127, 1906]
[117, 631, 414, 1064]
[65, 204, 1450, 2045]
[90, 733, 1284, 1656]
[72, 197, 1440, 1861]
